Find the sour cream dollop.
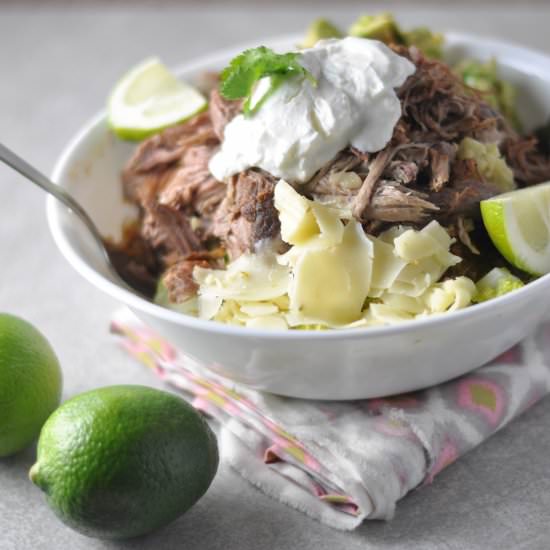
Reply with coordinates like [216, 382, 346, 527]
[209, 37, 416, 183]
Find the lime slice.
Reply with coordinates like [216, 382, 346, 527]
[480, 181, 550, 276]
[108, 57, 207, 140]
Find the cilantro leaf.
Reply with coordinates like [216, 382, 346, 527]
[220, 46, 314, 116]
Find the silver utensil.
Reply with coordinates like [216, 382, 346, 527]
[0, 142, 132, 291]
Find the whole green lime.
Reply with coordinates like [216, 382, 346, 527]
[29, 385, 218, 539]
[0, 313, 62, 457]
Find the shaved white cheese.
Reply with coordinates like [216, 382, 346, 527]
[212, 300, 245, 325]
[273, 180, 319, 244]
[328, 171, 363, 190]
[368, 236, 407, 293]
[375, 222, 462, 298]
[239, 303, 279, 317]
[274, 180, 344, 246]
[311, 202, 345, 245]
[394, 221, 459, 264]
[378, 292, 425, 315]
[366, 303, 415, 324]
[194, 253, 289, 302]
[366, 287, 384, 299]
[421, 219, 455, 250]
[271, 294, 290, 311]
[287, 221, 373, 326]
[377, 224, 408, 244]
[390, 258, 447, 297]
[246, 316, 289, 330]
[191, 207, 475, 329]
[422, 277, 476, 314]
[394, 229, 443, 262]
[198, 295, 223, 320]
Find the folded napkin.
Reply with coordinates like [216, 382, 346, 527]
[111, 309, 550, 530]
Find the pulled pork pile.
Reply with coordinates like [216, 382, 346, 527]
[112, 47, 550, 302]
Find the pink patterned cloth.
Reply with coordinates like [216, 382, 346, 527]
[111, 309, 550, 530]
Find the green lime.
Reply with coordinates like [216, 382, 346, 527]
[480, 181, 550, 276]
[0, 313, 62, 457]
[108, 57, 207, 141]
[29, 385, 218, 540]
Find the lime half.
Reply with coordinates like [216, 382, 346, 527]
[108, 57, 207, 140]
[481, 181, 550, 276]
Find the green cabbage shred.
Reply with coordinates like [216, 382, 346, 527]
[301, 18, 343, 48]
[454, 58, 521, 129]
[301, 14, 519, 127]
[473, 268, 524, 303]
[348, 12, 443, 59]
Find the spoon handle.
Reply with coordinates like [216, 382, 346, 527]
[0, 142, 126, 286]
[0, 143, 106, 247]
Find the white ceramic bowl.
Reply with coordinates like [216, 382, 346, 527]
[47, 32, 550, 400]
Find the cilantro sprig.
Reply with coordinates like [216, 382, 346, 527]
[220, 46, 315, 116]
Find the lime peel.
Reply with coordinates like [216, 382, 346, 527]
[29, 463, 40, 484]
[0, 313, 62, 457]
[29, 385, 218, 540]
[481, 181, 550, 276]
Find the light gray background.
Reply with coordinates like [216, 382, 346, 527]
[1, 4, 550, 549]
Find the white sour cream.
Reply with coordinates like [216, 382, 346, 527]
[209, 37, 416, 183]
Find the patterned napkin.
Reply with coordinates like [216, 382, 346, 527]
[111, 309, 550, 530]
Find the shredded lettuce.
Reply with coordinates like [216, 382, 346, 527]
[301, 18, 343, 48]
[454, 58, 520, 129]
[348, 12, 443, 59]
[473, 267, 524, 303]
[154, 278, 171, 306]
[348, 13, 404, 45]
[402, 27, 444, 60]
[314, 14, 519, 125]
[154, 279, 198, 315]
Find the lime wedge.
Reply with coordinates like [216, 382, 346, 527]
[480, 181, 550, 276]
[108, 57, 207, 140]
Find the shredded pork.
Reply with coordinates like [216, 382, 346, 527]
[115, 47, 550, 300]
[209, 169, 281, 259]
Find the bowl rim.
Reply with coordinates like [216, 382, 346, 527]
[46, 30, 550, 341]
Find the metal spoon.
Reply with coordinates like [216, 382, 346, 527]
[0, 142, 134, 292]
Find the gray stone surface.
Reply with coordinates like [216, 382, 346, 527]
[1, 5, 550, 549]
